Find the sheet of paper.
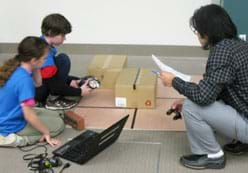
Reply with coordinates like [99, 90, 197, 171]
[152, 54, 191, 82]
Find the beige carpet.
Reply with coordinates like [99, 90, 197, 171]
[0, 128, 248, 173]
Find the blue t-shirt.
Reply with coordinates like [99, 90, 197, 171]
[40, 35, 57, 68]
[0, 67, 35, 136]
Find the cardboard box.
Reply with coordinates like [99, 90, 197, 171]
[115, 68, 157, 108]
[88, 55, 127, 89]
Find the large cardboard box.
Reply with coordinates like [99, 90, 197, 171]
[115, 68, 157, 108]
[88, 55, 127, 89]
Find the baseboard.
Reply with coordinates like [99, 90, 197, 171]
[0, 43, 208, 57]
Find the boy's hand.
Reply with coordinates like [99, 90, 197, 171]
[80, 80, 92, 96]
[70, 80, 80, 88]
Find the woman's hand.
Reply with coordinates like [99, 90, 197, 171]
[159, 71, 175, 87]
[40, 134, 61, 147]
[171, 99, 185, 112]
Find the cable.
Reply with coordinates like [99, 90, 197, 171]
[19, 143, 49, 163]
[19, 143, 71, 173]
[59, 163, 71, 173]
[19, 143, 48, 153]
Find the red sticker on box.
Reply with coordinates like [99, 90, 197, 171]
[145, 100, 152, 106]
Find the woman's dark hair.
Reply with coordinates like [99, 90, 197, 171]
[0, 36, 49, 87]
[41, 13, 72, 37]
[190, 4, 237, 49]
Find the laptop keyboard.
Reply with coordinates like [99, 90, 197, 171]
[54, 130, 98, 163]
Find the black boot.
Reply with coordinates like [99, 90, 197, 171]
[224, 140, 248, 155]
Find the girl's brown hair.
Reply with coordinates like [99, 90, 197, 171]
[0, 36, 49, 87]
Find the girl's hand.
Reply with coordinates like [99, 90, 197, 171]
[40, 134, 61, 147]
[32, 68, 42, 87]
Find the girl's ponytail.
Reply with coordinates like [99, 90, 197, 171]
[0, 56, 20, 87]
[0, 36, 49, 87]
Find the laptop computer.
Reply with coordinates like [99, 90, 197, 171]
[53, 115, 129, 164]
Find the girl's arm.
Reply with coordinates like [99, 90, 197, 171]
[32, 68, 42, 87]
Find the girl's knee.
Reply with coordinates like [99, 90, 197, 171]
[51, 117, 65, 137]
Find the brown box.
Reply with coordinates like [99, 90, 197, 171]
[115, 68, 157, 108]
[88, 55, 127, 89]
[64, 111, 85, 130]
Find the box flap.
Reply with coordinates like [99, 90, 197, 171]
[115, 68, 139, 86]
[89, 55, 127, 70]
[136, 68, 157, 86]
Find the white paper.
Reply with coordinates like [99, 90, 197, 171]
[115, 97, 127, 107]
[152, 54, 191, 82]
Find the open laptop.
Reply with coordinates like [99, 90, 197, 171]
[53, 115, 129, 164]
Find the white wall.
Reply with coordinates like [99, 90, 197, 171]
[0, 0, 214, 45]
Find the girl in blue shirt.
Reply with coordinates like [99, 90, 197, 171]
[0, 36, 64, 147]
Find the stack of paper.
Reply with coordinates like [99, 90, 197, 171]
[152, 54, 191, 82]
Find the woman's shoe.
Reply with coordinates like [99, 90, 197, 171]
[223, 140, 248, 155]
[180, 154, 226, 169]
